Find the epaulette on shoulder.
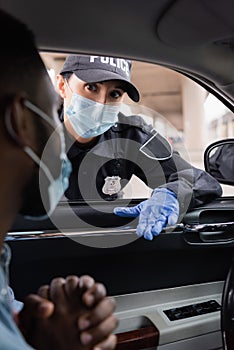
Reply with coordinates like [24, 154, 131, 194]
[118, 113, 153, 134]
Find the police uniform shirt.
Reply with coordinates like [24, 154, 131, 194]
[62, 112, 222, 212]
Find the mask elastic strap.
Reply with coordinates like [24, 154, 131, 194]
[24, 146, 54, 184]
[65, 79, 74, 94]
[24, 99, 66, 158]
[24, 100, 56, 129]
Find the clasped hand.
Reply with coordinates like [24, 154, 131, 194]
[17, 275, 118, 350]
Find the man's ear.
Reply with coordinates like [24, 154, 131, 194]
[5, 94, 35, 148]
[56, 74, 67, 99]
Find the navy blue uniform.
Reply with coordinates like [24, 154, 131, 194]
[63, 113, 222, 213]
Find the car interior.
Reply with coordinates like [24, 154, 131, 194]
[1, 0, 234, 349]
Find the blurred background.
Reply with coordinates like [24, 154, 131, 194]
[41, 53, 234, 197]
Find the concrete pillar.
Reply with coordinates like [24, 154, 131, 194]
[40, 53, 66, 88]
[181, 76, 207, 168]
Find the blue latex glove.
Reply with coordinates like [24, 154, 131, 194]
[114, 188, 179, 241]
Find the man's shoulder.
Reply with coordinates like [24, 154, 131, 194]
[0, 298, 33, 350]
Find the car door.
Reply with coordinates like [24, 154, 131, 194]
[1, 0, 234, 348]
[6, 56, 234, 350]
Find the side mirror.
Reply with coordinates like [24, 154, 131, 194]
[204, 138, 234, 186]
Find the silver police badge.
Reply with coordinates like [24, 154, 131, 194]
[102, 176, 121, 195]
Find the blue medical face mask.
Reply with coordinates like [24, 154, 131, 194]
[22, 100, 72, 220]
[66, 91, 121, 138]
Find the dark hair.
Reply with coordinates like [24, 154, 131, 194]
[0, 9, 47, 101]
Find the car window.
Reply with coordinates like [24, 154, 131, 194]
[40, 52, 234, 200]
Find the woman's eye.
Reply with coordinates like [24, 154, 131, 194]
[85, 84, 97, 92]
[110, 90, 123, 99]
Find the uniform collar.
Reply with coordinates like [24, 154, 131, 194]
[62, 110, 152, 159]
[66, 130, 117, 159]
[64, 113, 131, 160]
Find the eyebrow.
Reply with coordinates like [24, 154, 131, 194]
[116, 85, 126, 91]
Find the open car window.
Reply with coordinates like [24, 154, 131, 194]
[40, 52, 234, 200]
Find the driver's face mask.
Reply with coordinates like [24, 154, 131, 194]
[23, 100, 72, 220]
[65, 81, 121, 138]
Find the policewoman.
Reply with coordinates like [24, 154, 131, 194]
[56, 54, 222, 240]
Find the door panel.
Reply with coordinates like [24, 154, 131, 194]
[115, 282, 223, 349]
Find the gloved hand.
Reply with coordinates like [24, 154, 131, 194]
[114, 188, 179, 241]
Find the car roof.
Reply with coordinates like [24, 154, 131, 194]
[1, 0, 234, 102]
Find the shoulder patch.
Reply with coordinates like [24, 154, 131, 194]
[140, 130, 173, 160]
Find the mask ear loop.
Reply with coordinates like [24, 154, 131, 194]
[4, 101, 54, 185]
[65, 79, 73, 94]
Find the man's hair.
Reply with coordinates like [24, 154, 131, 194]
[0, 9, 47, 101]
